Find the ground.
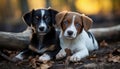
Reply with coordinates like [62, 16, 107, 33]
[0, 41, 120, 69]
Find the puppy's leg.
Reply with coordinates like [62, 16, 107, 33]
[39, 45, 61, 62]
[13, 49, 31, 62]
[56, 49, 66, 59]
[15, 51, 24, 60]
[70, 48, 89, 62]
[39, 51, 60, 62]
[39, 53, 51, 63]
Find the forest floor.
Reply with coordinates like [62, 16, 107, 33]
[0, 41, 120, 69]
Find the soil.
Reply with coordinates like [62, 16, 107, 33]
[0, 41, 120, 69]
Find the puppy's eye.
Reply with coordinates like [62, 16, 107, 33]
[63, 21, 68, 26]
[75, 23, 81, 28]
[44, 15, 49, 19]
[35, 16, 39, 19]
[44, 15, 47, 19]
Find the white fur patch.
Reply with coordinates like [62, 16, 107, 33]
[64, 15, 77, 39]
[38, 10, 47, 32]
[41, 10, 45, 17]
[39, 20, 47, 31]
[39, 53, 51, 62]
[15, 52, 24, 60]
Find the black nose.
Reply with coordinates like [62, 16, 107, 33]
[67, 31, 73, 36]
[39, 27, 44, 31]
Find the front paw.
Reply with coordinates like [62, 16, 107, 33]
[12, 57, 22, 62]
[39, 53, 51, 63]
[12, 54, 23, 62]
[56, 50, 66, 59]
[70, 54, 81, 62]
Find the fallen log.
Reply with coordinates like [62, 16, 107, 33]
[0, 27, 32, 50]
[90, 25, 120, 42]
[0, 25, 120, 50]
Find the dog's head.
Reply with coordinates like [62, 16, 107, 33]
[23, 8, 58, 35]
[56, 11, 93, 39]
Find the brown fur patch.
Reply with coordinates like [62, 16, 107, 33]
[61, 12, 83, 35]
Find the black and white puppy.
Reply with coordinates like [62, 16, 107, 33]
[14, 8, 61, 62]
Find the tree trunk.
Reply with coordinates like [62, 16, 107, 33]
[19, 0, 29, 14]
[0, 25, 119, 50]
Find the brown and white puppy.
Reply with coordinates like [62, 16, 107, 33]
[55, 11, 98, 62]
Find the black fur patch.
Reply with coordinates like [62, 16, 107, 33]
[87, 32, 95, 44]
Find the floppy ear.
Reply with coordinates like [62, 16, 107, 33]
[23, 9, 35, 26]
[81, 14, 93, 31]
[48, 8, 59, 25]
[55, 11, 67, 27]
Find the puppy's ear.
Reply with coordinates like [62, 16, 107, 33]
[48, 8, 59, 25]
[55, 11, 67, 27]
[81, 14, 93, 31]
[23, 9, 35, 26]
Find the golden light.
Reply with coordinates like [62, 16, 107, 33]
[27, 0, 45, 10]
[75, 0, 112, 15]
[75, 0, 100, 14]
[101, 0, 112, 14]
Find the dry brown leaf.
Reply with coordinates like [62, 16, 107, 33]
[28, 55, 54, 69]
[100, 40, 108, 47]
[36, 61, 54, 69]
[112, 48, 120, 56]
[74, 62, 83, 65]
[108, 56, 120, 63]
[28, 55, 41, 68]
[88, 54, 97, 60]
[65, 48, 72, 56]
[108, 53, 120, 63]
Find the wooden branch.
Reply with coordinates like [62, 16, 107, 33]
[90, 25, 120, 42]
[0, 27, 32, 50]
[0, 25, 120, 50]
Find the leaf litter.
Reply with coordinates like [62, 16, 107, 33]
[0, 41, 120, 69]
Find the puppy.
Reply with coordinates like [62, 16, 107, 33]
[55, 11, 98, 62]
[14, 8, 61, 62]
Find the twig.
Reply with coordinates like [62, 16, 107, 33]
[0, 51, 14, 62]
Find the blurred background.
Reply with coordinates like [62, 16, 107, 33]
[0, 0, 120, 32]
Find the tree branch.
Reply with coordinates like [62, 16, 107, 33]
[90, 25, 120, 42]
[0, 27, 32, 50]
[0, 25, 119, 50]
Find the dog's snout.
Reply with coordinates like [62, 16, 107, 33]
[67, 31, 73, 36]
[39, 27, 45, 31]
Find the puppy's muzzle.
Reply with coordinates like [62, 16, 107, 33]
[65, 30, 76, 39]
[67, 30, 73, 36]
[38, 26, 47, 35]
[39, 26, 45, 32]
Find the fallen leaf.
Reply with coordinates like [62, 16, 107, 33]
[37, 61, 54, 69]
[112, 48, 120, 56]
[88, 54, 97, 60]
[108, 53, 120, 63]
[65, 48, 72, 56]
[100, 40, 108, 47]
